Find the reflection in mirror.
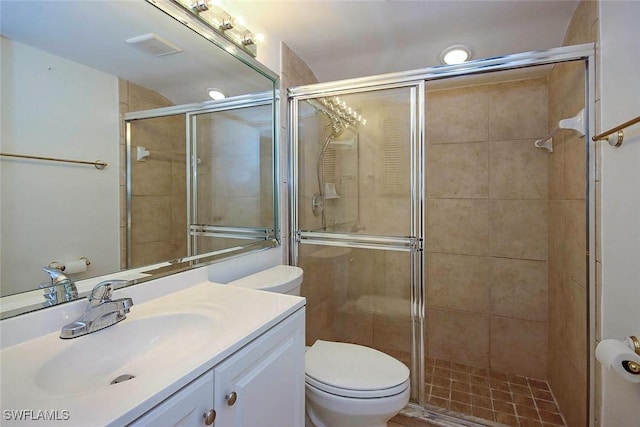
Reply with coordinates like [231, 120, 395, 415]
[0, 0, 278, 318]
[125, 99, 275, 268]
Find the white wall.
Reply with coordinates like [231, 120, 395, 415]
[598, 2, 640, 425]
[0, 38, 120, 295]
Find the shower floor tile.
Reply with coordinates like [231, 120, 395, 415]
[415, 358, 567, 426]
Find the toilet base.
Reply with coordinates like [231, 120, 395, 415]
[305, 382, 410, 427]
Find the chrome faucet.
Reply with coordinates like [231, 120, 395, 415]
[60, 280, 133, 339]
[39, 267, 78, 306]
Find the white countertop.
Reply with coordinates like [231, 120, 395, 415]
[0, 281, 305, 426]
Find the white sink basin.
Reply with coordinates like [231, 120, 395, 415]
[35, 312, 217, 395]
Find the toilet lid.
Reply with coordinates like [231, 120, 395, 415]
[305, 340, 410, 398]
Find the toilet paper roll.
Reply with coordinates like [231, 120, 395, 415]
[62, 259, 88, 274]
[595, 339, 640, 383]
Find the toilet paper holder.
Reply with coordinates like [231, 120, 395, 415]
[48, 257, 91, 272]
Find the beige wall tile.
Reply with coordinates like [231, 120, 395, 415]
[490, 258, 548, 322]
[345, 250, 386, 297]
[489, 79, 548, 141]
[118, 78, 128, 102]
[131, 195, 172, 244]
[213, 154, 260, 197]
[563, 276, 587, 380]
[489, 200, 548, 260]
[426, 253, 491, 313]
[131, 239, 181, 268]
[127, 81, 173, 109]
[383, 251, 411, 299]
[211, 196, 261, 227]
[548, 266, 565, 346]
[373, 315, 411, 354]
[545, 1, 593, 413]
[335, 306, 373, 347]
[171, 194, 187, 240]
[372, 196, 411, 236]
[307, 301, 337, 345]
[428, 308, 490, 368]
[547, 338, 587, 427]
[563, 0, 598, 45]
[130, 117, 177, 152]
[427, 142, 489, 198]
[298, 261, 335, 309]
[171, 159, 187, 196]
[120, 226, 127, 269]
[558, 61, 585, 122]
[426, 86, 489, 144]
[489, 139, 548, 200]
[548, 135, 566, 200]
[490, 316, 547, 379]
[298, 195, 323, 230]
[564, 200, 587, 287]
[130, 155, 172, 196]
[564, 134, 587, 200]
[548, 201, 565, 272]
[427, 199, 489, 256]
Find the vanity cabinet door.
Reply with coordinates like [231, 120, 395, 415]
[213, 309, 305, 427]
[129, 371, 215, 427]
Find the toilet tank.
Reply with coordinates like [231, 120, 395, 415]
[226, 265, 303, 295]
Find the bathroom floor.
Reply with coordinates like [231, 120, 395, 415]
[389, 358, 566, 427]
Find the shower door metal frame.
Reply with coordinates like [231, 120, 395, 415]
[289, 43, 596, 424]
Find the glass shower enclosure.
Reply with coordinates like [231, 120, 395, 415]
[290, 43, 596, 424]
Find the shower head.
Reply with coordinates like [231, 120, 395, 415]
[308, 96, 366, 136]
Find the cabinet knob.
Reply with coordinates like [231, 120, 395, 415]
[225, 391, 238, 406]
[203, 409, 216, 425]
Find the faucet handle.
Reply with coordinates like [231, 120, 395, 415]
[88, 280, 128, 306]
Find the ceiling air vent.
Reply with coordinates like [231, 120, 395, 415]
[125, 33, 182, 57]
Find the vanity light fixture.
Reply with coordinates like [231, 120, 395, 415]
[207, 88, 226, 100]
[173, 0, 262, 57]
[440, 45, 472, 65]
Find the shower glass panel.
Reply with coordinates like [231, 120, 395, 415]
[189, 104, 275, 257]
[293, 85, 423, 403]
[297, 87, 414, 237]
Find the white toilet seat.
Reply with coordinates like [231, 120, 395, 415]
[306, 375, 410, 399]
[305, 340, 410, 399]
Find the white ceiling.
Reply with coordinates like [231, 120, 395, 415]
[0, 0, 273, 104]
[227, 0, 580, 82]
[0, 0, 582, 102]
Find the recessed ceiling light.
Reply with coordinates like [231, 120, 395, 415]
[440, 45, 472, 65]
[207, 88, 226, 100]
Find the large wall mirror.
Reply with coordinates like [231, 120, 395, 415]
[0, 0, 278, 318]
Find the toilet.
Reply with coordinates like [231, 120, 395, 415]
[227, 265, 410, 427]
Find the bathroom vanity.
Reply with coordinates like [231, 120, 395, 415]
[0, 280, 305, 426]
